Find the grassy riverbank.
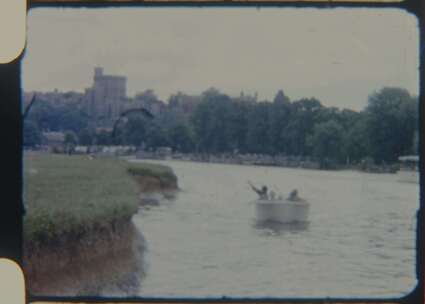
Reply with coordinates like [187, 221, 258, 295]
[24, 153, 176, 246]
[24, 154, 139, 246]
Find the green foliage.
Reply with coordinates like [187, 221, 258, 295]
[144, 123, 170, 149]
[26, 99, 89, 133]
[365, 87, 418, 163]
[245, 102, 272, 154]
[26, 85, 418, 166]
[308, 120, 344, 167]
[95, 130, 113, 145]
[78, 127, 95, 146]
[23, 120, 42, 147]
[168, 123, 195, 153]
[127, 162, 177, 186]
[191, 89, 234, 153]
[136, 89, 160, 105]
[64, 131, 78, 154]
[341, 114, 370, 163]
[24, 154, 140, 246]
[64, 131, 78, 145]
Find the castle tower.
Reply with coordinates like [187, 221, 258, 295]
[84, 67, 127, 126]
[94, 67, 104, 79]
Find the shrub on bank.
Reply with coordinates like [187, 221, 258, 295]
[127, 163, 178, 189]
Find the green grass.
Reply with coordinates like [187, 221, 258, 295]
[127, 162, 178, 187]
[24, 154, 141, 246]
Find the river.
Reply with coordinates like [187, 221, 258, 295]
[130, 160, 419, 298]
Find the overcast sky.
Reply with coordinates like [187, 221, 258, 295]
[23, 7, 419, 111]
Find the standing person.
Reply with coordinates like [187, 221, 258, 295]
[248, 182, 269, 200]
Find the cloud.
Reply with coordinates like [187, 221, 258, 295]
[23, 7, 419, 110]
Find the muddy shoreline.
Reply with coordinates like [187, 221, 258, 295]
[24, 219, 146, 296]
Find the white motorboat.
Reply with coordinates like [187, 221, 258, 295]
[397, 155, 419, 184]
[255, 199, 310, 223]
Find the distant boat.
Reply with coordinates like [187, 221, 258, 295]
[255, 199, 310, 223]
[397, 155, 419, 184]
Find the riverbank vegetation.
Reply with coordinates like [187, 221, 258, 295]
[24, 86, 418, 169]
[24, 154, 176, 246]
[127, 162, 178, 189]
[24, 153, 177, 294]
[24, 154, 140, 246]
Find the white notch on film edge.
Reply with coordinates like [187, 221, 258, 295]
[0, 258, 25, 304]
[0, 0, 26, 64]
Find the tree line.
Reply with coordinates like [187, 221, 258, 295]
[24, 86, 418, 167]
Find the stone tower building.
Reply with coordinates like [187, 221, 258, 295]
[84, 67, 127, 125]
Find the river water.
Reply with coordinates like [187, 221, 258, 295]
[130, 160, 419, 298]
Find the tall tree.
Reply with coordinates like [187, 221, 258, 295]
[366, 87, 418, 163]
[122, 116, 147, 147]
[245, 102, 272, 154]
[168, 123, 195, 153]
[23, 120, 42, 147]
[268, 100, 291, 154]
[282, 98, 323, 156]
[342, 113, 370, 164]
[191, 89, 233, 153]
[308, 119, 344, 168]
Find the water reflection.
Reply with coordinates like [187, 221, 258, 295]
[253, 220, 309, 235]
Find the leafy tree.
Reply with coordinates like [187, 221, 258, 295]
[268, 99, 291, 154]
[282, 98, 323, 156]
[122, 116, 147, 147]
[245, 102, 272, 154]
[412, 130, 419, 155]
[78, 127, 95, 146]
[227, 101, 250, 153]
[341, 114, 370, 164]
[168, 123, 195, 153]
[135, 89, 160, 104]
[60, 104, 89, 133]
[23, 120, 42, 147]
[366, 87, 418, 162]
[308, 120, 344, 168]
[64, 131, 78, 154]
[95, 130, 113, 146]
[191, 89, 233, 153]
[144, 123, 170, 149]
[64, 131, 78, 145]
[26, 100, 62, 131]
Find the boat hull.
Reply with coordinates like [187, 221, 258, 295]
[255, 200, 309, 223]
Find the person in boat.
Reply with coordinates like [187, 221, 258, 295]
[249, 182, 269, 200]
[288, 189, 300, 201]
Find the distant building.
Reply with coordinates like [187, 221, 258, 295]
[24, 67, 191, 128]
[168, 93, 201, 116]
[84, 67, 127, 124]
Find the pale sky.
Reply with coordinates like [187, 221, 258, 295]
[23, 7, 419, 111]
